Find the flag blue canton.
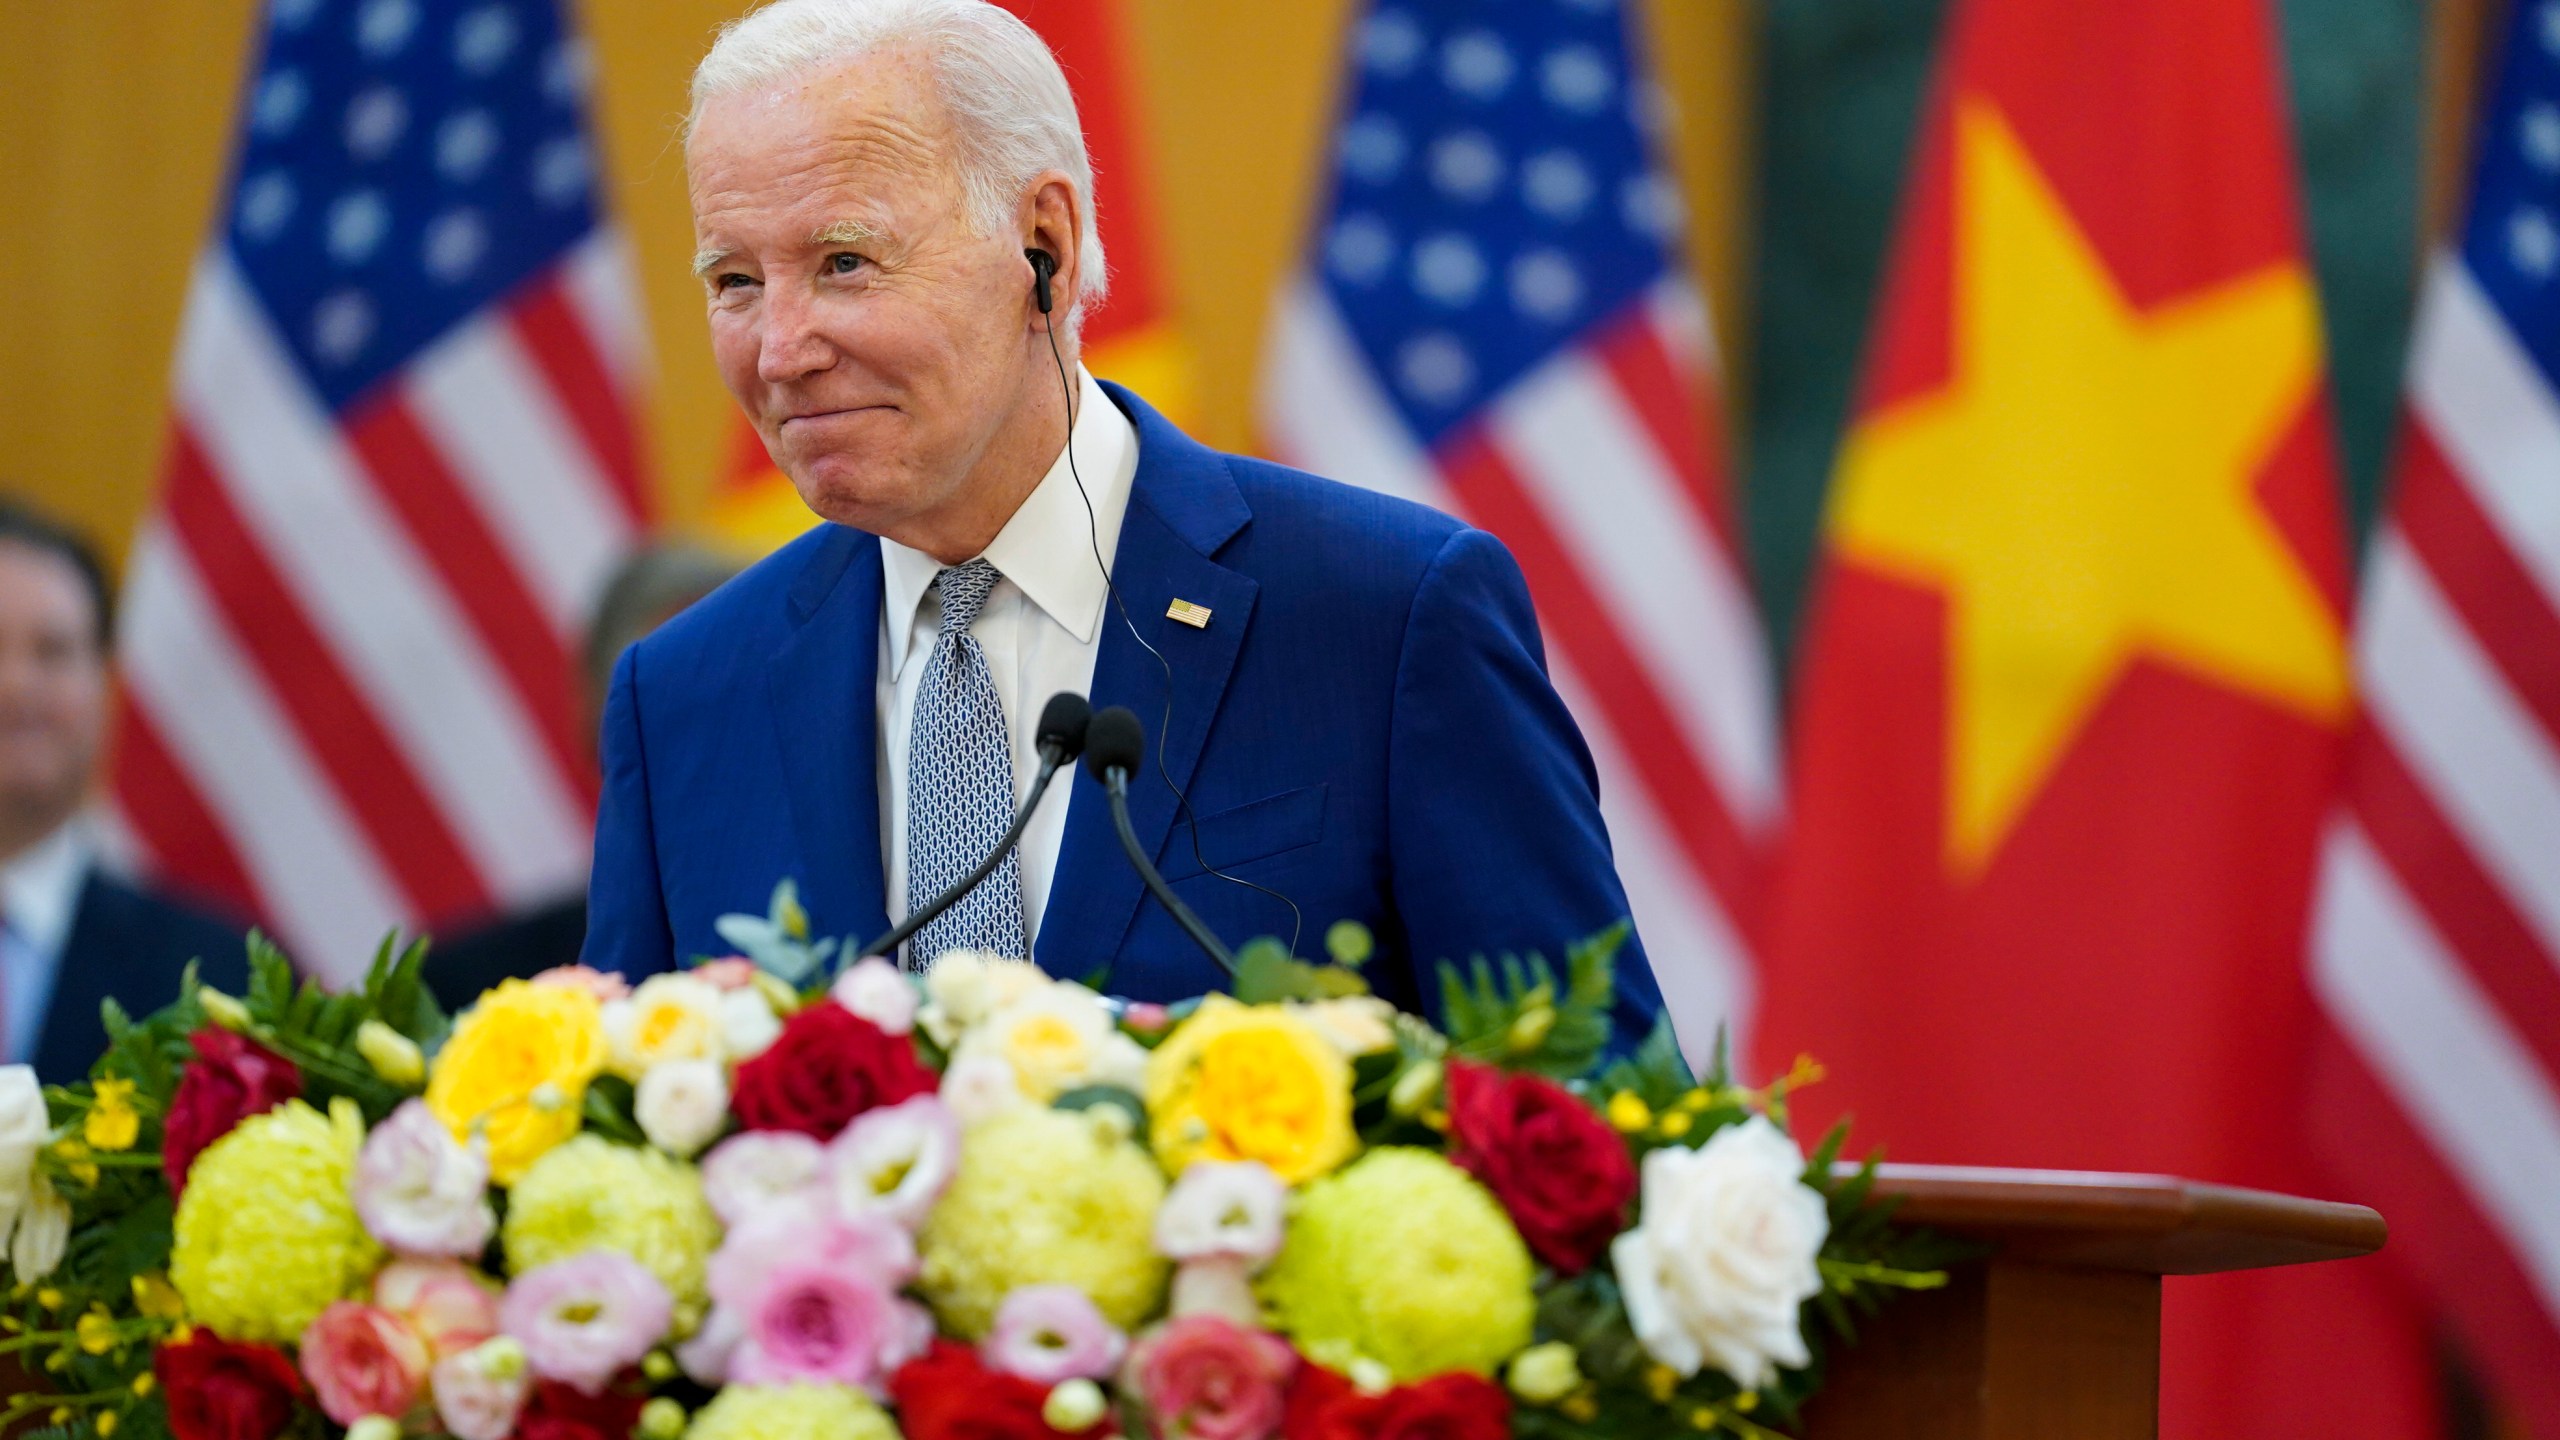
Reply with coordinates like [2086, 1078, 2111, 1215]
[1311, 0, 1677, 447]
[2463, 0, 2560, 390]
[224, 0, 603, 412]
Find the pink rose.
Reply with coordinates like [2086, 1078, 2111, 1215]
[529, 966, 630, 1002]
[1128, 1315, 1296, 1440]
[299, 1301, 430, 1426]
[730, 1261, 928, 1388]
[689, 958, 761, 991]
[500, 1252, 672, 1395]
[374, 1260, 500, 1360]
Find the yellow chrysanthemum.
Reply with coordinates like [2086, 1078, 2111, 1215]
[503, 1135, 719, 1334]
[682, 1385, 898, 1440]
[169, 1098, 381, 1343]
[427, 978, 607, 1184]
[1145, 996, 1356, 1184]
[1260, 1147, 1535, 1381]
[918, 1106, 1167, 1338]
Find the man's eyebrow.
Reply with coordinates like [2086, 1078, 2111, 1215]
[810, 219, 881, 248]
[691, 246, 732, 278]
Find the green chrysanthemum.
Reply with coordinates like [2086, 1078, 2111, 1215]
[1261, 1146, 1535, 1381]
[919, 1105, 1168, 1338]
[503, 1134, 718, 1333]
[170, 1097, 381, 1343]
[682, 1384, 899, 1440]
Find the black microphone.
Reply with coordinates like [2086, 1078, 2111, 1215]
[860, 691, 1092, 962]
[1084, 705, 1237, 975]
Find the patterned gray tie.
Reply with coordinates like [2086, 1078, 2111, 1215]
[905, 558, 1027, 966]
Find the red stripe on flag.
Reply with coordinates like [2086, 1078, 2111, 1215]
[507, 276, 649, 527]
[2346, 724, 2560, 1089]
[1589, 310, 1744, 562]
[344, 397, 600, 814]
[109, 695, 265, 926]
[2393, 420, 2560, 752]
[162, 426, 491, 923]
[2307, 1024, 2560, 1438]
[1438, 426, 1757, 920]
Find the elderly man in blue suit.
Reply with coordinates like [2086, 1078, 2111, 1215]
[584, 0, 1665, 1030]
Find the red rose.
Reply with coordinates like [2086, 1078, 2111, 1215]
[1443, 1061, 1636, 1272]
[156, 1332, 307, 1440]
[164, 1028, 303, 1197]
[890, 1340, 1112, 1440]
[512, 1378, 647, 1440]
[1284, 1368, 1508, 1440]
[731, 1001, 935, 1139]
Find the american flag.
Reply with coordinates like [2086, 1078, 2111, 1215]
[1258, 0, 1775, 1052]
[2308, 0, 2560, 1428]
[112, 0, 650, 983]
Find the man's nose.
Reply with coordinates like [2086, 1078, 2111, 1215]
[756, 285, 837, 384]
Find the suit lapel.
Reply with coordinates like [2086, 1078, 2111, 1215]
[766, 526, 893, 946]
[1038, 384, 1257, 978]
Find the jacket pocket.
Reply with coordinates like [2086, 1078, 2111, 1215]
[1158, 783, 1328, 880]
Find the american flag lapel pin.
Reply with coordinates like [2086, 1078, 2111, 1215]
[1166, 598, 1213, 629]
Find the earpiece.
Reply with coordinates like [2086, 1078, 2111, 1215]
[1025, 247, 1057, 315]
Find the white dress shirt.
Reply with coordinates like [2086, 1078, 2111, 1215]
[0, 817, 96, 1064]
[878, 367, 1138, 949]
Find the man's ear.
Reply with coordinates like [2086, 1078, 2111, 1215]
[1022, 174, 1082, 318]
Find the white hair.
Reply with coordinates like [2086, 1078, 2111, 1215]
[689, 0, 1109, 324]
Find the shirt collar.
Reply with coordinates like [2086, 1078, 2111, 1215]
[0, 816, 94, 958]
[881, 366, 1139, 676]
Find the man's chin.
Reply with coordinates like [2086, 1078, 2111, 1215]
[785, 463, 924, 535]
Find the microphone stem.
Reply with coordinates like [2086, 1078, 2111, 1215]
[862, 750, 1063, 962]
[1105, 770, 1237, 975]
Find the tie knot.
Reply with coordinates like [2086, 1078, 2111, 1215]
[934, 560, 1001, 635]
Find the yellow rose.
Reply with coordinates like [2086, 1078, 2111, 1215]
[1145, 996, 1356, 1184]
[601, 975, 726, 1079]
[427, 979, 607, 1184]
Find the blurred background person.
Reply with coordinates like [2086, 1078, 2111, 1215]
[427, 541, 739, 1007]
[0, 499, 244, 1082]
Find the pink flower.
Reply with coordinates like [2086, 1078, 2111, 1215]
[826, 1095, 959, 1229]
[499, 1252, 672, 1395]
[529, 966, 630, 1002]
[982, 1285, 1126, 1385]
[700, 1131, 828, 1227]
[674, 1306, 745, 1386]
[1127, 1315, 1296, 1440]
[431, 1337, 531, 1440]
[829, 958, 918, 1036]
[730, 1261, 925, 1388]
[709, 1204, 918, 1312]
[1123, 1002, 1174, 1033]
[689, 958, 760, 991]
[298, 1301, 430, 1425]
[374, 1259, 500, 1360]
[352, 1100, 495, 1258]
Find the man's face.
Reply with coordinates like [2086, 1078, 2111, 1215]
[0, 543, 106, 825]
[687, 49, 1039, 539]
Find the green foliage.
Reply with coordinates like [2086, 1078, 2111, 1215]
[1230, 936, 1370, 1005]
[712, 879, 840, 986]
[1435, 921, 1625, 1079]
[235, 933, 408, 1121]
[1323, 920, 1374, 968]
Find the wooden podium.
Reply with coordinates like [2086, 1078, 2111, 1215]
[1799, 1167, 2387, 1439]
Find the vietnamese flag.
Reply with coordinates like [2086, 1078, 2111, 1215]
[707, 0, 1193, 553]
[1758, 0, 2444, 1434]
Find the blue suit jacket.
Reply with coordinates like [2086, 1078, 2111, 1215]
[583, 384, 1663, 1030]
[33, 873, 247, 1084]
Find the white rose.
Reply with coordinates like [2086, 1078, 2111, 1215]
[952, 984, 1146, 1101]
[937, 1053, 1030, 1128]
[717, 988, 784, 1062]
[1609, 1116, 1828, 1390]
[636, 1058, 731, 1158]
[0, 1065, 47, 1203]
[601, 975, 727, 1078]
[830, 957, 919, 1036]
[916, 951, 1047, 1046]
[1294, 996, 1400, 1057]
[10, 1174, 68, 1281]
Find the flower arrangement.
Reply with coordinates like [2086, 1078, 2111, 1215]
[0, 886, 1949, 1440]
